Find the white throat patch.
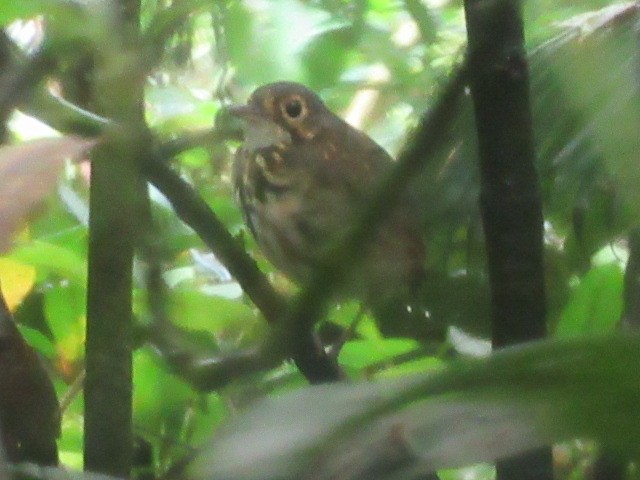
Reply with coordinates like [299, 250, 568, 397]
[242, 117, 292, 150]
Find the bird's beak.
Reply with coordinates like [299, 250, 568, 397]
[227, 104, 261, 122]
[227, 103, 292, 149]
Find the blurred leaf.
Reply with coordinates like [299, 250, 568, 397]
[10, 464, 122, 480]
[300, 24, 354, 89]
[10, 240, 88, 285]
[185, 393, 230, 446]
[168, 287, 260, 341]
[44, 283, 85, 362]
[57, 381, 84, 470]
[146, 86, 218, 130]
[133, 347, 232, 463]
[0, 258, 36, 310]
[187, 335, 640, 480]
[17, 324, 56, 359]
[143, 0, 213, 48]
[224, 0, 328, 85]
[29, 196, 88, 250]
[0, 0, 65, 25]
[177, 146, 211, 169]
[339, 338, 420, 370]
[133, 349, 193, 439]
[555, 263, 623, 337]
[377, 355, 445, 378]
[531, 3, 640, 246]
[0, 137, 95, 254]
[202, 190, 244, 229]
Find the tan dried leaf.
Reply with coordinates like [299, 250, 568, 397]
[0, 136, 96, 253]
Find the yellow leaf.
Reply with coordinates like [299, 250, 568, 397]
[0, 257, 36, 310]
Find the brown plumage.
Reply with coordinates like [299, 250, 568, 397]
[230, 82, 424, 306]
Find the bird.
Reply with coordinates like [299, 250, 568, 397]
[229, 81, 425, 314]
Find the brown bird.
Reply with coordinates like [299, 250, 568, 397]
[230, 82, 425, 311]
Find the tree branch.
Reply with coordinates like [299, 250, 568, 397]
[142, 157, 343, 384]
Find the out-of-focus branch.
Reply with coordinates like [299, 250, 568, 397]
[0, 36, 57, 134]
[142, 157, 343, 384]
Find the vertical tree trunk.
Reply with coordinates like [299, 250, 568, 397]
[463, 0, 552, 478]
[84, 0, 145, 476]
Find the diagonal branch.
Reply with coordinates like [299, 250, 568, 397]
[142, 157, 343, 384]
[281, 61, 468, 353]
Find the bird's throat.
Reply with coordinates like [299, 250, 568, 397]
[241, 117, 292, 151]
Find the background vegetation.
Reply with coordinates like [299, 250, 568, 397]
[0, 0, 638, 479]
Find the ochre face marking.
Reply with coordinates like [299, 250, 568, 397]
[255, 153, 268, 171]
[297, 126, 317, 140]
[271, 151, 284, 166]
[263, 94, 275, 118]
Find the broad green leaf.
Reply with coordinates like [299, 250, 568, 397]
[146, 86, 219, 130]
[17, 324, 56, 359]
[177, 147, 211, 169]
[224, 0, 328, 85]
[167, 288, 263, 343]
[555, 263, 623, 337]
[44, 283, 85, 362]
[133, 349, 193, 436]
[10, 240, 88, 285]
[187, 335, 640, 480]
[0, 0, 109, 28]
[339, 338, 420, 369]
[300, 24, 354, 89]
[0, 0, 53, 24]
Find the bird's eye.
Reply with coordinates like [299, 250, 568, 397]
[283, 98, 304, 119]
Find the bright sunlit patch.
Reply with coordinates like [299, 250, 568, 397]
[8, 111, 60, 140]
[592, 242, 628, 268]
[392, 16, 419, 47]
[343, 64, 390, 129]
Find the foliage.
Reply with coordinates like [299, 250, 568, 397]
[0, 0, 638, 479]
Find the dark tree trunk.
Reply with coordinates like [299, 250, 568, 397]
[463, 0, 552, 478]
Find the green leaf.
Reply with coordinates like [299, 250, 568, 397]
[44, 283, 85, 361]
[339, 338, 420, 369]
[224, 0, 328, 85]
[0, 0, 50, 24]
[555, 263, 623, 337]
[10, 240, 87, 285]
[167, 288, 262, 342]
[300, 24, 353, 89]
[133, 348, 193, 434]
[17, 324, 56, 359]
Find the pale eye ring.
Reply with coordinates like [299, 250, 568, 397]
[283, 97, 304, 120]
